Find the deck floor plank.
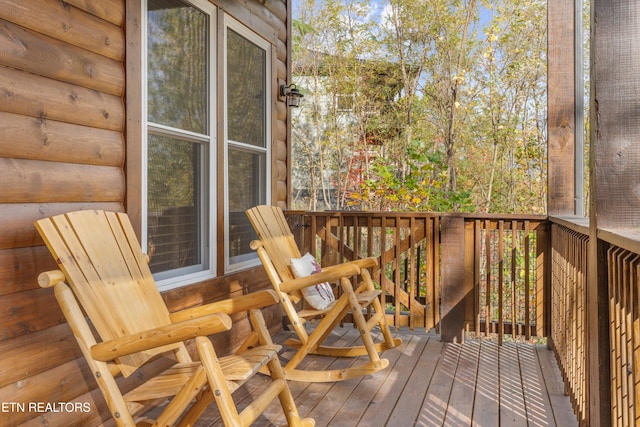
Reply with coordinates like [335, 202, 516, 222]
[356, 333, 431, 427]
[304, 331, 386, 426]
[327, 329, 408, 426]
[471, 341, 500, 426]
[444, 340, 481, 426]
[268, 327, 359, 425]
[536, 344, 580, 426]
[192, 327, 578, 427]
[518, 343, 557, 427]
[416, 340, 461, 426]
[387, 336, 442, 426]
[499, 342, 528, 426]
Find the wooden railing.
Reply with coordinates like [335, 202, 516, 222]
[598, 228, 640, 427]
[286, 211, 441, 331]
[465, 216, 548, 344]
[549, 217, 640, 426]
[549, 217, 589, 424]
[283, 210, 640, 425]
[284, 211, 548, 343]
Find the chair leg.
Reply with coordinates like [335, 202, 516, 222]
[341, 277, 382, 365]
[310, 298, 351, 348]
[249, 309, 314, 426]
[285, 296, 351, 371]
[156, 366, 209, 426]
[176, 387, 214, 427]
[361, 269, 399, 349]
[195, 336, 242, 426]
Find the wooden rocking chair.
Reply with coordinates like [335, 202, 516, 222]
[35, 210, 314, 427]
[246, 205, 401, 382]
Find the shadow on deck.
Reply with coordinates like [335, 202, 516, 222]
[196, 325, 578, 426]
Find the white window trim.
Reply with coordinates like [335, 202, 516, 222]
[222, 15, 272, 273]
[142, 0, 218, 291]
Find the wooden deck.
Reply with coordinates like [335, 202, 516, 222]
[194, 325, 578, 426]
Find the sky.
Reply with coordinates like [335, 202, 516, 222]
[293, 0, 496, 39]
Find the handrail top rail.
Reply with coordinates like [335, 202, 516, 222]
[549, 215, 640, 256]
[286, 210, 547, 221]
[549, 215, 589, 234]
[598, 228, 640, 255]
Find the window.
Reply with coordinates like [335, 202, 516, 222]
[336, 93, 355, 112]
[224, 21, 271, 271]
[144, 0, 270, 289]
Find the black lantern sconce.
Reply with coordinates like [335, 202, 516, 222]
[280, 83, 304, 107]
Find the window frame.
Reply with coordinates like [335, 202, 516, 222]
[142, 0, 217, 291]
[135, 0, 273, 290]
[222, 15, 272, 273]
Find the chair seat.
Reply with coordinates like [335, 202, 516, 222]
[219, 344, 281, 381]
[298, 289, 381, 319]
[124, 344, 282, 403]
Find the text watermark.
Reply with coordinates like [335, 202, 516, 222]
[1, 401, 91, 413]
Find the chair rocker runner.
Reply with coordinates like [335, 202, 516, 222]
[35, 210, 314, 427]
[246, 205, 401, 383]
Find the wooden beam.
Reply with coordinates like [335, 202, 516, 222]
[440, 216, 466, 342]
[586, 0, 640, 424]
[547, 0, 576, 215]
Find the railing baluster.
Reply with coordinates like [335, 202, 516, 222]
[524, 220, 531, 340]
[425, 217, 434, 331]
[394, 217, 401, 328]
[511, 220, 517, 339]
[380, 215, 388, 321]
[610, 247, 620, 423]
[625, 254, 638, 426]
[434, 215, 441, 333]
[485, 219, 492, 337]
[536, 223, 547, 338]
[475, 219, 481, 337]
[634, 261, 640, 426]
[409, 216, 416, 331]
[498, 220, 504, 346]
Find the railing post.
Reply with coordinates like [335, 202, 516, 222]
[441, 215, 467, 342]
[537, 222, 550, 345]
[464, 220, 476, 333]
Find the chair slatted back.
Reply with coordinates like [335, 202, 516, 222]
[35, 210, 180, 376]
[246, 205, 301, 284]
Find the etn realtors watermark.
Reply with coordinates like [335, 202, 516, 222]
[1, 401, 91, 413]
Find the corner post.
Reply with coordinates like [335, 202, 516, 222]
[440, 215, 466, 342]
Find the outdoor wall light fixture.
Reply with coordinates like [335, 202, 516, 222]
[280, 83, 304, 107]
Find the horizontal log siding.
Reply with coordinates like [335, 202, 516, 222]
[0, 112, 124, 166]
[0, 0, 290, 425]
[0, 0, 124, 61]
[0, 64, 124, 131]
[0, 203, 124, 250]
[0, 2, 128, 425]
[0, 19, 124, 96]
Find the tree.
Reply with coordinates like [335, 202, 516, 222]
[467, 0, 547, 213]
[291, 0, 547, 214]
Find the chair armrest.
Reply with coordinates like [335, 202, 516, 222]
[280, 263, 360, 293]
[90, 312, 232, 362]
[347, 257, 378, 269]
[169, 290, 279, 323]
[38, 270, 66, 288]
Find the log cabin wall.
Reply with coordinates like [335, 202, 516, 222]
[0, 0, 289, 425]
